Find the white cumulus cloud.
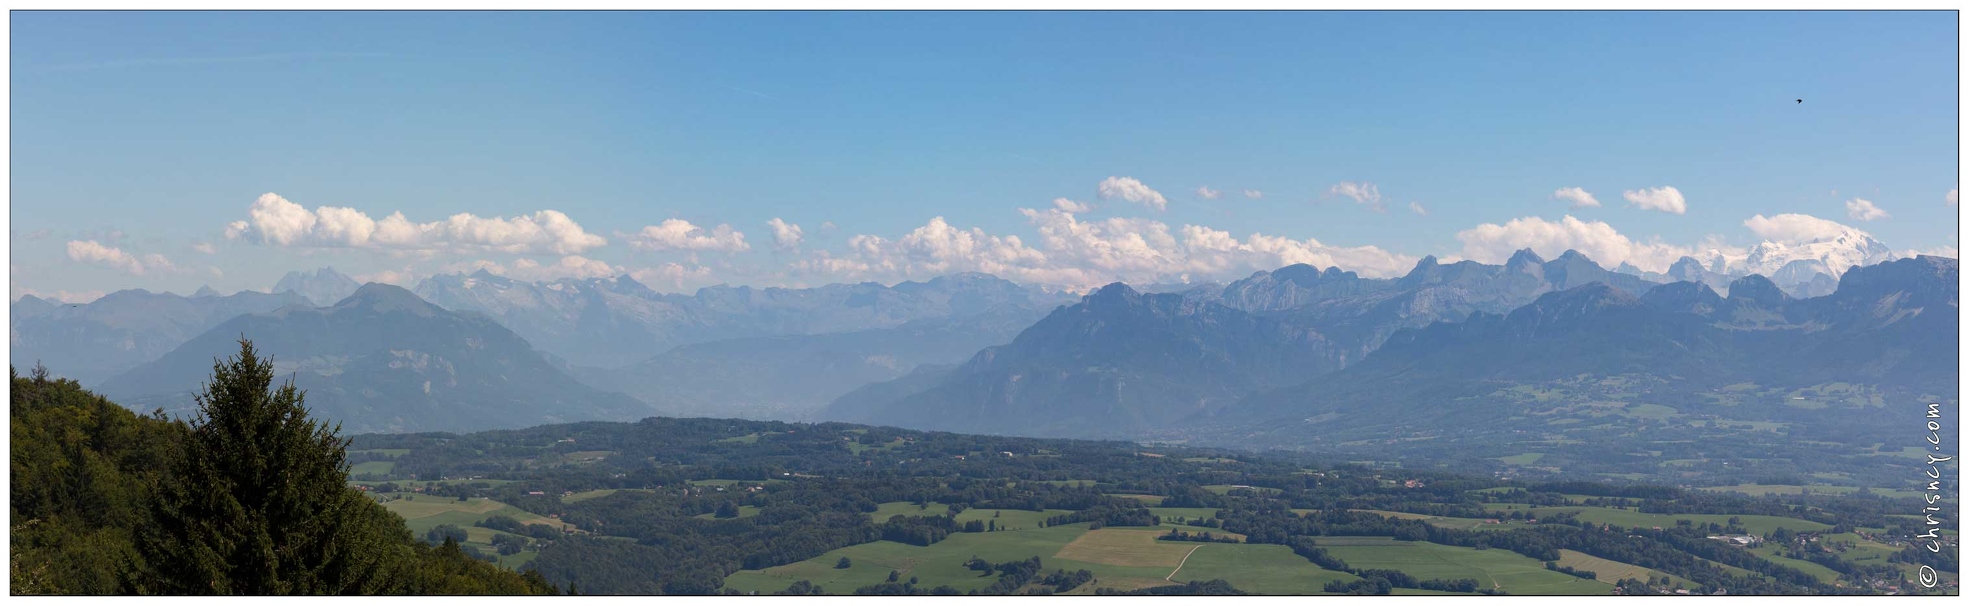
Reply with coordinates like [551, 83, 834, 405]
[766, 218, 804, 251]
[1052, 198, 1093, 214]
[1949, 188, 1958, 207]
[1742, 213, 1869, 245]
[1623, 186, 1687, 214]
[627, 219, 751, 253]
[1552, 187, 1601, 209]
[224, 192, 607, 255]
[1195, 186, 1222, 200]
[1844, 198, 1889, 221]
[1329, 182, 1386, 213]
[1455, 215, 1695, 273]
[1242, 189, 1263, 199]
[797, 208, 1416, 289]
[1097, 176, 1169, 211]
[1408, 201, 1429, 216]
[67, 240, 175, 276]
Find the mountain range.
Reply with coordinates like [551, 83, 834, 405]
[10, 288, 313, 386]
[11, 229, 1952, 450]
[273, 266, 364, 308]
[1616, 227, 1902, 298]
[1211, 255, 1957, 451]
[412, 270, 1073, 368]
[96, 284, 648, 434]
[824, 248, 1686, 437]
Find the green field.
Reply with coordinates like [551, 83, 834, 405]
[844, 437, 905, 454]
[1203, 484, 1281, 495]
[1745, 545, 1842, 583]
[694, 505, 763, 520]
[864, 502, 1067, 531]
[381, 495, 568, 536]
[349, 478, 516, 489]
[379, 496, 566, 570]
[563, 489, 620, 503]
[1148, 507, 1220, 523]
[349, 460, 395, 476]
[724, 522, 1183, 595]
[1316, 536, 1611, 595]
[724, 526, 1614, 596]
[1479, 504, 1831, 536]
[1699, 484, 1929, 500]
[952, 508, 1062, 532]
[1354, 509, 1514, 532]
[1496, 453, 1546, 465]
[350, 448, 411, 457]
[1169, 543, 1359, 594]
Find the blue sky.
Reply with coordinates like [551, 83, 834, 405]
[10, 11, 1958, 301]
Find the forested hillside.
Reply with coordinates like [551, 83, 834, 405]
[8, 344, 557, 595]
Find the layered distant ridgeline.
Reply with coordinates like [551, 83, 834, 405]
[413, 270, 1073, 368]
[823, 248, 1694, 437]
[13, 247, 1958, 488]
[824, 254, 1955, 488]
[1218, 256, 1957, 447]
[97, 284, 648, 434]
[9, 288, 312, 386]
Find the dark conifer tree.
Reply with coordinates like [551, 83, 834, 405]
[136, 339, 405, 594]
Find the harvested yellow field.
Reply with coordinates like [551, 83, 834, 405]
[1556, 549, 1685, 585]
[1053, 528, 1193, 568]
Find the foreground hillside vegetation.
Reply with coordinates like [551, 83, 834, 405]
[9, 341, 557, 595]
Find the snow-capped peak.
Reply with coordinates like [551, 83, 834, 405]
[1737, 232, 1897, 277]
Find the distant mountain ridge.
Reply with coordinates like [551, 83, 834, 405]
[413, 270, 1075, 368]
[580, 304, 1050, 421]
[1212, 255, 1958, 449]
[824, 248, 1665, 436]
[824, 282, 1339, 437]
[273, 266, 363, 306]
[96, 283, 648, 434]
[1616, 228, 1901, 298]
[11, 288, 312, 386]
[821, 250, 1956, 443]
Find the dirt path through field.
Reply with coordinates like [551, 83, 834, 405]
[1165, 545, 1202, 581]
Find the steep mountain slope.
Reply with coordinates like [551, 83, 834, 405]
[11, 289, 312, 386]
[96, 284, 648, 434]
[1215, 264, 1391, 311]
[10, 294, 57, 322]
[825, 249, 1669, 437]
[823, 284, 1340, 438]
[273, 266, 363, 306]
[415, 271, 695, 367]
[1215, 256, 1959, 446]
[1248, 249, 1661, 363]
